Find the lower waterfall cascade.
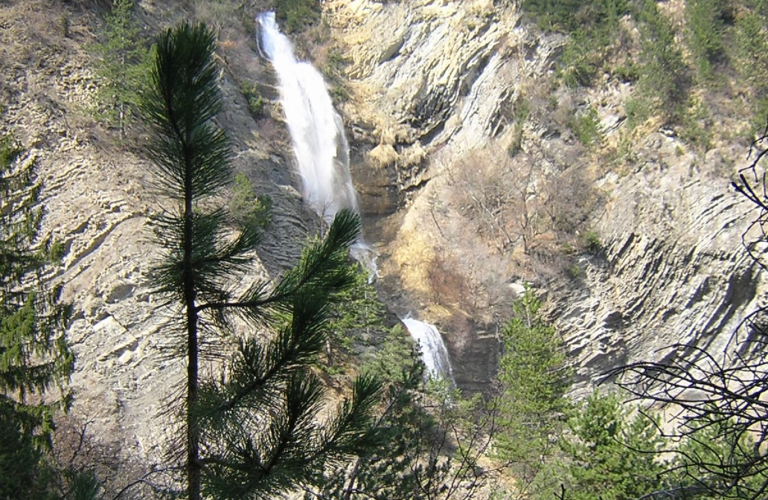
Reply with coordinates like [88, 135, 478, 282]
[401, 317, 455, 380]
[258, 12, 454, 381]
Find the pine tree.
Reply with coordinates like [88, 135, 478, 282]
[558, 392, 668, 500]
[309, 327, 497, 500]
[637, 0, 691, 122]
[140, 23, 382, 500]
[0, 135, 73, 498]
[494, 288, 571, 495]
[686, 0, 726, 81]
[92, 0, 150, 140]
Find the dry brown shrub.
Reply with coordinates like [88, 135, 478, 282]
[427, 253, 470, 309]
[448, 145, 550, 255]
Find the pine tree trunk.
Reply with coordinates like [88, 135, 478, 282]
[183, 166, 201, 500]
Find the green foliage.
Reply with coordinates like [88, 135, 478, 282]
[678, 96, 713, 150]
[0, 136, 73, 498]
[141, 22, 382, 500]
[567, 105, 603, 147]
[552, 0, 629, 87]
[0, 401, 58, 500]
[91, 0, 151, 139]
[0, 135, 23, 169]
[565, 263, 583, 280]
[330, 84, 350, 103]
[581, 230, 601, 255]
[686, 0, 726, 82]
[495, 288, 570, 492]
[325, 263, 387, 361]
[240, 82, 265, 118]
[522, 0, 628, 87]
[229, 172, 271, 230]
[323, 47, 351, 79]
[513, 95, 530, 125]
[559, 29, 606, 88]
[735, 9, 768, 88]
[66, 472, 105, 500]
[637, 0, 691, 122]
[625, 97, 650, 129]
[558, 392, 668, 500]
[276, 0, 320, 33]
[521, 0, 589, 32]
[735, 9, 768, 132]
[362, 325, 418, 385]
[312, 331, 495, 500]
[672, 412, 768, 498]
[611, 60, 640, 83]
[47, 240, 67, 262]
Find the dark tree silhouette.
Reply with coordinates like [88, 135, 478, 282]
[0, 134, 73, 498]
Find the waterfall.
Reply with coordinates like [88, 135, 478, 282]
[401, 318, 455, 381]
[258, 12, 358, 221]
[258, 12, 454, 383]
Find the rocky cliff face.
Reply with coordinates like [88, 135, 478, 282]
[557, 135, 761, 397]
[0, 0, 319, 464]
[3, 0, 766, 471]
[322, 0, 766, 395]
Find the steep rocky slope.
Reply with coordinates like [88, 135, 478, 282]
[322, 0, 766, 395]
[3, 0, 766, 471]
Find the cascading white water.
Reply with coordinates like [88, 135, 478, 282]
[401, 318, 455, 381]
[258, 12, 358, 221]
[258, 12, 454, 382]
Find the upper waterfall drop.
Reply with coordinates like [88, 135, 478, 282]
[258, 12, 358, 221]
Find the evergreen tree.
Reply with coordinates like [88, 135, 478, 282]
[323, 262, 387, 366]
[637, 0, 691, 122]
[494, 288, 571, 495]
[686, 0, 726, 82]
[666, 411, 768, 499]
[0, 134, 73, 498]
[558, 392, 668, 500]
[735, 6, 768, 130]
[140, 23, 382, 500]
[309, 327, 496, 500]
[229, 172, 272, 231]
[92, 0, 150, 140]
